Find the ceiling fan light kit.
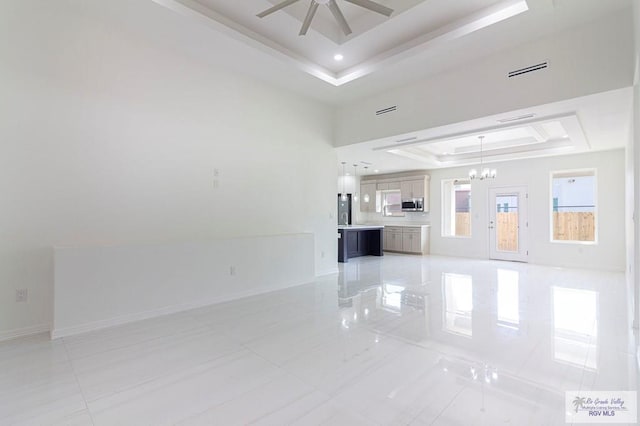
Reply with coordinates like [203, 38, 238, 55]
[257, 0, 394, 36]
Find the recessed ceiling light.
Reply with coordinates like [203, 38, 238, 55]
[374, 169, 380, 173]
[345, 172, 351, 176]
[334, 54, 344, 61]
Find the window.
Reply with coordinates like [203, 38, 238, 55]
[551, 170, 596, 242]
[442, 179, 471, 237]
[381, 190, 404, 217]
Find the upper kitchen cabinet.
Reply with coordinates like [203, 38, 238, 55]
[376, 182, 400, 191]
[360, 173, 430, 213]
[360, 182, 377, 213]
[400, 177, 430, 210]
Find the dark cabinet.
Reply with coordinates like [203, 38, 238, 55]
[338, 227, 383, 262]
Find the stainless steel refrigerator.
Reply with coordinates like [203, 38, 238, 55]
[337, 194, 352, 226]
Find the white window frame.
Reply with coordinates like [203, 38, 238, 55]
[549, 168, 598, 245]
[441, 179, 471, 238]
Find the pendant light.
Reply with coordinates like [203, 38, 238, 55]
[340, 162, 347, 201]
[353, 164, 359, 202]
[469, 136, 496, 180]
[363, 166, 370, 203]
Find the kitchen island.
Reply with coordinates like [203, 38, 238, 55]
[338, 225, 384, 263]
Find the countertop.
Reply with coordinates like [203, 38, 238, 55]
[363, 223, 431, 228]
[337, 225, 384, 230]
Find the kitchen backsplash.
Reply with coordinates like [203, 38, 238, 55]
[359, 211, 430, 225]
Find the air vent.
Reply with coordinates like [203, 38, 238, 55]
[497, 113, 536, 123]
[396, 136, 417, 143]
[508, 61, 548, 78]
[376, 105, 397, 116]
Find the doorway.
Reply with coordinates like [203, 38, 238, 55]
[489, 186, 528, 262]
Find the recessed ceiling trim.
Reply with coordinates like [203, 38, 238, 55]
[153, 0, 529, 87]
[373, 112, 580, 151]
[151, 0, 338, 85]
[437, 139, 574, 164]
[334, 0, 529, 84]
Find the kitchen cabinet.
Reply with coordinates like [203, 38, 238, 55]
[400, 179, 425, 199]
[378, 181, 400, 191]
[360, 183, 377, 213]
[402, 228, 422, 253]
[385, 227, 404, 252]
[383, 225, 430, 255]
[400, 178, 430, 212]
[338, 226, 384, 263]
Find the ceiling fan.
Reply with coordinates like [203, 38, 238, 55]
[257, 0, 394, 36]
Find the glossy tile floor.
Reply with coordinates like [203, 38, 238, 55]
[1, 254, 638, 425]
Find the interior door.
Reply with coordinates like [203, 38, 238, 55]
[489, 186, 528, 262]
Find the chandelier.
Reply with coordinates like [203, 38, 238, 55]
[469, 135, 496, 180]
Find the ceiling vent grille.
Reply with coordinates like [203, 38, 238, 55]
[497, 113, 536, 123]
[508, 61, 548, 78]
[396, 136, 417, 143]
[376, 105, 397, 116]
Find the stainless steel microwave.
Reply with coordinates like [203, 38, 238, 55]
[401, 199, 424, 212]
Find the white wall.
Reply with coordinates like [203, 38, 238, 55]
[0, 0, 337, 339]
[429, 150, 625, 271]
[53, 234, 314, 338]
[334, 10, 634, 147]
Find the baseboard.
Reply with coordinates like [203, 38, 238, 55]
[0, 324, 50, 342]
[316, 267, 339, 277]
[51, 278, 313, 339]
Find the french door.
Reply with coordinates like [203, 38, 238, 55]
[489, 186, 528, 262]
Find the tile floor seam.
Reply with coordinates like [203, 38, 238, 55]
[80, 345, 249, 404]
[65, 323, 219, 364]
[61, 337, 96, 426]
[84, 349, 252, 419]
[423, 384, 468, 426]
[63, 321, 209, 361]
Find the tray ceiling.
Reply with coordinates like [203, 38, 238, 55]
[153, 0, 528, 85]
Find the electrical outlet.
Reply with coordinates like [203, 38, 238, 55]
[213, 168, 219, 177]
[229, 266, 236, 276]
[15, 288, 28, 303]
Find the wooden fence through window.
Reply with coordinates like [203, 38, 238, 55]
[454, 212, 595, 246]
[553, 212, 595, 241]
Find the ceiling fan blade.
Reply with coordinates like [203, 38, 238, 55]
[299, 1, 319, 35]
[327, 0, 352, 36]
[343, 0, 393, 17]
[257, 0, 302, 18]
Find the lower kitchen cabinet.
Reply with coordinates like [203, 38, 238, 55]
[384, 227, 403, 252]
[383, 225, 430, 255]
